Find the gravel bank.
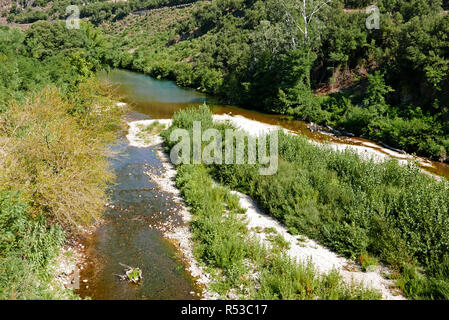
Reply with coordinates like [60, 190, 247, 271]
[126, 115, 408, 300]
[126, 120, 216, 299]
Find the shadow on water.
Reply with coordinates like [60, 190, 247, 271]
[76, 120, 201, 300]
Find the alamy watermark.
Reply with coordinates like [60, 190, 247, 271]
[169, 121, 279, 175]
[66, 5, 80, 30]
[366, 5, 380, 30]
[63, 2, 380, 31]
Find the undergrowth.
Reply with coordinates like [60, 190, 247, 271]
[160, 105, 380, 300]
[0, 80, 124, 299]
[163, 105, 449, 300]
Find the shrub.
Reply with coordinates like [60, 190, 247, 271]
[0, 191, 66, 299]
[0, 82, 122, 232]
[161, 106, 381, 299]
[164, 107, 449, 299]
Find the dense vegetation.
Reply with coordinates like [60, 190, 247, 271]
[4, 0, 449, 162]
[0, 22, 122, 299]
[2, 0, 449, 301]
[163, 106, 449, 299]
[158, 106, 380, 299]
[4, 0, 193, 24]
[94, 0, 449, 162]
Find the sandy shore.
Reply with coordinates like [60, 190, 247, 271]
[126, 115, 409, 300]
[213, 114, 436, 173]
[235, 191, 403, 300]
[149, 144, 217, 299]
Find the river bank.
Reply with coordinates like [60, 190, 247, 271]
[233, 190, 403, 300]
[128, 113, 440, 181]
[128, 116, 405, 300]
[214, 114, 442, 180]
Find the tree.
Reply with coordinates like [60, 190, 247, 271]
[363, 71, 394, 115]
[278, 0, 333, 46]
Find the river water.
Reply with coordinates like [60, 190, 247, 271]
[104, 69, 449, 179]
[77, 69, 448, 300]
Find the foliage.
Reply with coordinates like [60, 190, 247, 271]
[95, 0, 449, 160]
[2, 0, 449, 300]
[162, 109, 379, 299]
[0, 24, 122, 299]
[0, 191, 68, 299]
[0, 21, 111, 107]
[217, 131, 449, 299]
[358, 252, 378, 272]
[0, 82, 121, 232]
[169, 107, 449, 299]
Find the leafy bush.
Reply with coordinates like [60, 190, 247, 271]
[358, 252, 378, 272]
[0, 15, 121, 300]
[161, 107, 380, 299]
[214, 130, 449, 299]
[164, 107, 449, 299]
[0, 82, 121, 232]
[256, 255, 379, 300]
[0, 192, 66, 299]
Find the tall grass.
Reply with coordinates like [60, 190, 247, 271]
[173, 163, 379, 299]
[0, 191, 71, 299]
[164, 105, 449, 299]
[161, 106, 380, 299]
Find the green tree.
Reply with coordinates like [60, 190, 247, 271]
[363, 71, 394, 115]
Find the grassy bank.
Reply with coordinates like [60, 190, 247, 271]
[213, 134, 449, 299]
[162, 106, 449, 300]
[158, 106, 380, 299]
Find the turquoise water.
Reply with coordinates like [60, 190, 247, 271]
[100, 70, 210, 119]
[104, 69, 206, 104]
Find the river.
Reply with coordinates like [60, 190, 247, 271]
[77, 68, 448, 300]
[104, 69, 449, 179]
[75, 105, 202, 299]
